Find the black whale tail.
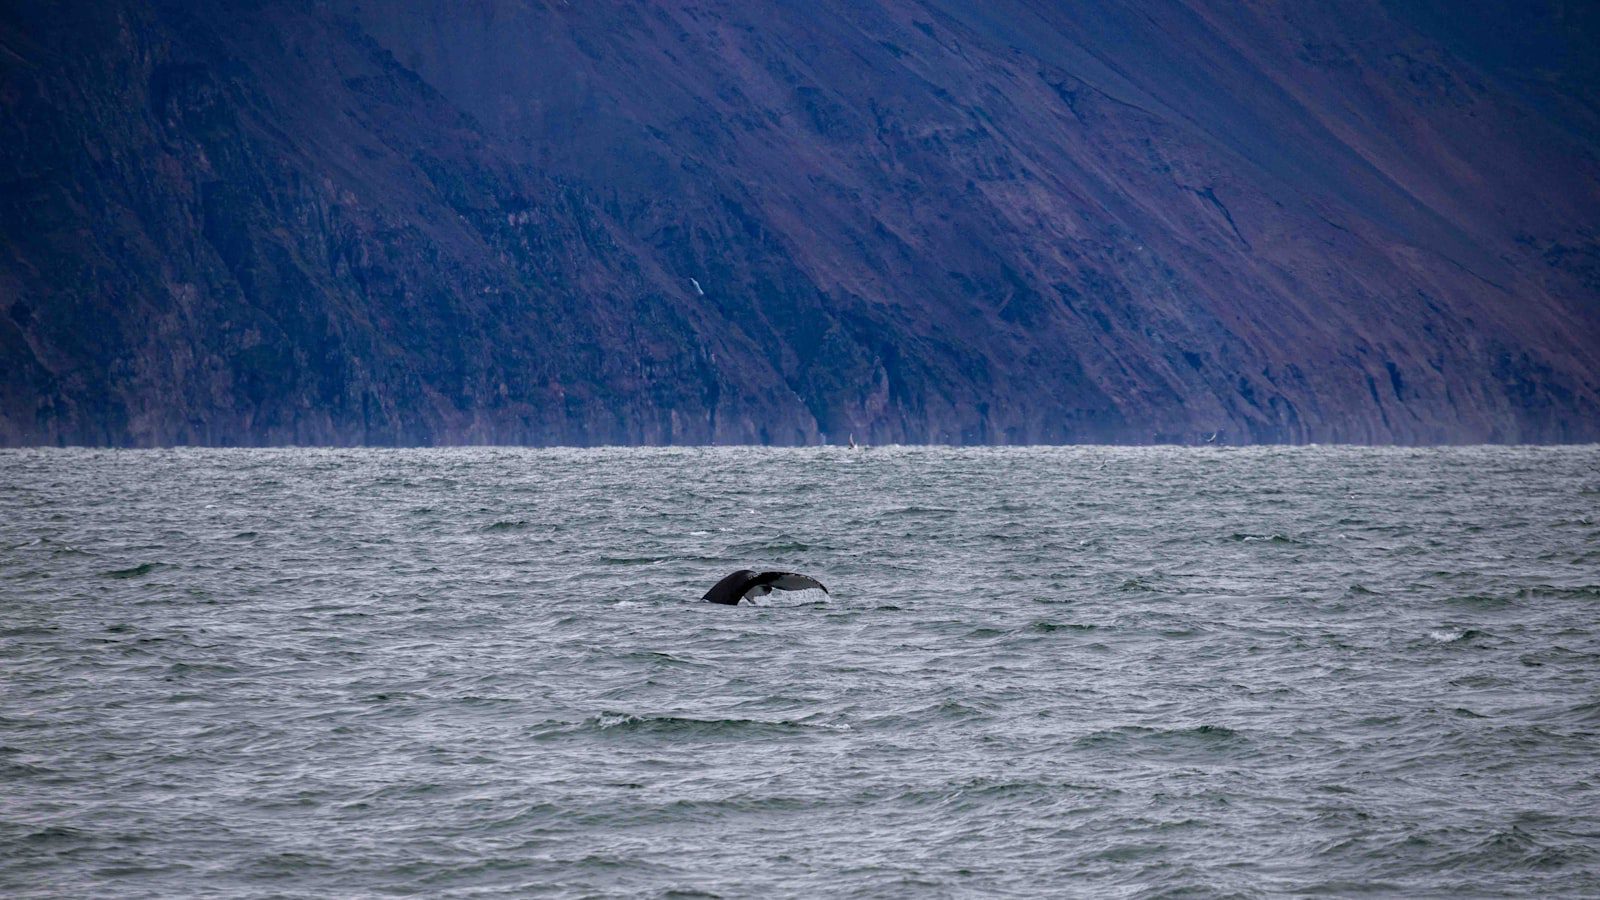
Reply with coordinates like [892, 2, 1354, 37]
[703, 569, 830, 605]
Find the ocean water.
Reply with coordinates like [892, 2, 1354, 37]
[2, 445, 1598, 897]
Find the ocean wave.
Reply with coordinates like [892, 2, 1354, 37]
[103, 562, 169, 579]
[481, 519, 532, 532]
[1427, 628, 1488, 644]
[1074, 724, 1247, 752]
[535, 712, 848, 741]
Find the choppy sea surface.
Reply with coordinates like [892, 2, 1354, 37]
[2, 446, 1598, 897]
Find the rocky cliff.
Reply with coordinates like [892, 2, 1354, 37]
[3, 0, 1598, 445]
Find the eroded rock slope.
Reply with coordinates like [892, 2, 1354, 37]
[3, 0, 1597, 444]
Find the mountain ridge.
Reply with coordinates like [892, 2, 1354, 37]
[2, 0, 1597, 446]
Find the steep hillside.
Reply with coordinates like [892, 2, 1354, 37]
[3, 0, 1598, 445]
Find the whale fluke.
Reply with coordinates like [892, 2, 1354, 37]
[702, 569, 830, 605]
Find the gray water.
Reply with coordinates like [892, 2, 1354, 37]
[2, 446, 1598, 897]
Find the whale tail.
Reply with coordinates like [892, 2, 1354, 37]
[702, 569, 830, 605]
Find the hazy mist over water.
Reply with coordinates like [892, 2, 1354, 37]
[2, 446, 1598, 896]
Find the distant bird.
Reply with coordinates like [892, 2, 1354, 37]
[1205, 430, 1219, 444]
[848, 433, 858, 449]
[689, 277, 705, 296]
[702, 569, 829, 605]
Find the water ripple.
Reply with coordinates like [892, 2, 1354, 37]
[1, 446, 1597, 896]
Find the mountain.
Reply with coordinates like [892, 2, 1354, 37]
[3, 0, 1598, 446]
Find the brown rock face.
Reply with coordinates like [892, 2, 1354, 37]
[2, 1, 1598, 445]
